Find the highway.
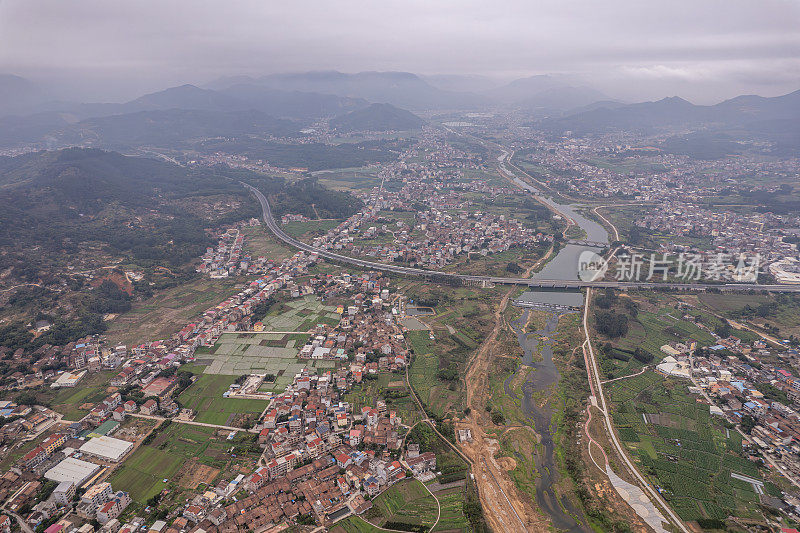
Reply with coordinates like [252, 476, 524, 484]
[243, 182, 800, 294]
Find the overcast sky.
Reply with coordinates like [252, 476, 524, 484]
[1, 0, 798, 103]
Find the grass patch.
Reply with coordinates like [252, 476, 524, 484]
[365, 479, 438, 529]
[498, 428, 540, 498]
[178, 374, 267, 426]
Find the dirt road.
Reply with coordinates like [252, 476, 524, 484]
[457, 285, 551, 531]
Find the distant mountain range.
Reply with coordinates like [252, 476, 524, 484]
[330, 103, 425, 132]
[206, 70, 489, 110]
[536, 89, 800, 156]
[0, 74, 49, 117]
[0, 77, 427, 149]
[0, 71, 797, 153]
[542, 89, 800, 135]
[77, 108, 299, 148]
[205, 71, 610, 112]
[33, 83, 367, 122]
[421, 74, 502, 93]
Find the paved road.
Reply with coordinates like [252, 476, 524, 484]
[582, 288, 690, 533]
[242, 182, 800, 294]
[2, 482, 34, 533]
[601, 365, 649, 384]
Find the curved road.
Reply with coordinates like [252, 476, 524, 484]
[243, 182, 800, 294]
[582, 288, 690, 533]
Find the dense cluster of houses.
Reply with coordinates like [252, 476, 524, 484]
[0, 405, 141, 533]
[211, 366, 434, 529]
[640, 201, 799, 272]
[308, 184, 547, 269]
[691, 345, 800, 480]
[297, 291, 408, 374]
[198, 220, 275, 278]
[76, 482, 132, 524]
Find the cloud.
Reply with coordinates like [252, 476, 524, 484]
[0, 0, 798, 102]
[620, 65, 712, 81]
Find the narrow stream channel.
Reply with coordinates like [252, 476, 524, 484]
[507, 307, 591, 532]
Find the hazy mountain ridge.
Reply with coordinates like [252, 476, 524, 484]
[213, 70, 490, 110]
[0, 74, 49, 116]
[329, 103, 425, 132]
[76, 108, 299, 148]
[1, 71, 798, 153]
[542, 89, 800, 135]
[219, 84, 369, 119]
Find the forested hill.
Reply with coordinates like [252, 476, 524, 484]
[0, 148, 361, 264]
[0, 148, 363, 352]
[0, 149, 254, 264]
[268, 178, 364, 220]
[330, 103, 425, 132]
[0, 148, 239, 210]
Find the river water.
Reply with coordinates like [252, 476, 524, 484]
[511, 181, 608, 282]
[501, 153, 609, 531]
[507, 308, 591, 532]
[501, 152, 609, 281]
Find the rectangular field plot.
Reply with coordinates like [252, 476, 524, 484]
[196, 296, 336, 376]
[200, 332, 311, 375]
[178, 374, 268, 425]
[109, 422, 261, 504]
[258, 295, 338, 332]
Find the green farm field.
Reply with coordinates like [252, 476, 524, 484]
[364, 479, 438, 528]
[46, 370, 117, 420]
[105, 277, 241, 346]
[330, 516, 383, 533]
[344, 373, 421, 427]
[403, 283, 500, 419]
[109, 422, 260, 504]
[607, 373, 778, 522]
[282, 219, 341, 241]
[177, 374, 267, 426]
[431, 486, 471, 531]
[241, 225, 293, 262]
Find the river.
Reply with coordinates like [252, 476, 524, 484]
[500, 150, 609, 281]
[507, 308, 591, 532]
[500, 151, 608, 530]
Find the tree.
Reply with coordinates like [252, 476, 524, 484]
[741, 414, 757, 434]
[633, 348, 653, 364]
[14, 392, 37, 406]
[594, 310, 629, 338]
[755, 383, 788, 405]
[715, 320, 732, 338]
[505, 262, 523, 274]
[437, 368, 458, 381]
[296, 513, 316, 526]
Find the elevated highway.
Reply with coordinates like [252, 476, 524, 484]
[243, 183, 800, 294]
